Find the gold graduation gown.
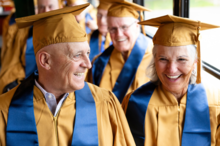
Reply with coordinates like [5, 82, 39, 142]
[0, 82, 135, 146]
[1, 10, 17, 65]
[87, 36, 153, 95]
[0, 27, 30, 94]
[122, 83, 220, 146]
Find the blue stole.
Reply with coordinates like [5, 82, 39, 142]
[25, 27, 37, 78]
[126, 82, 211, 146]
[89, 29, 112, 61]
[85, 13, 93, 34]
[89, 29, 100, 61]
[92, 33, 148, 103]
[9, 13, 16, 25]
[126, 82, 156, 145]
[6, 72, 99, 146]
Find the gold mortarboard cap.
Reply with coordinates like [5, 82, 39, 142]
[15, 3, 90, 54]
[139, 15, 220, 83]
[97, 0, 112, 11]
[106, 0, 150, 19]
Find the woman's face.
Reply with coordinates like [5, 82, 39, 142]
[155, 45, 196, 94]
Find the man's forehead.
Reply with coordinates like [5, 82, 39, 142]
[108, 16, 135, 25]
[66, 42, 90, 52]
[41, 42, 89, 53]
[38, 0, 58, 5]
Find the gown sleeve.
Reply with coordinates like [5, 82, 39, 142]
[88, 83, 136, 146]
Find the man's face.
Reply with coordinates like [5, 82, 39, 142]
[97, 9, 108, 35]
[48, 42, 91, 92]
[107, 16, 139, 53]
[37, 0, 60, 14]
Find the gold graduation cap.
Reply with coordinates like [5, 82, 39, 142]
[139, 15, 220, 83]
[106, 0, 150, 18]
[97, 0, 112, 10]
[106, 0, 150, 36]
[15, 3, 90, 54]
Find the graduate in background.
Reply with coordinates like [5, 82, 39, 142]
[87, 0, 153, 103]
[0, 0, 61, 94]
[122, 15, 220, 146]
[0, 4, 135, 146]
[1, 0, 17, 73]
[87, 0, 112, 61]
[67, 0, 97, 34]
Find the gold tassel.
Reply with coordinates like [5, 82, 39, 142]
[196, 21, 201, 84]
[140, 11, 146, 36]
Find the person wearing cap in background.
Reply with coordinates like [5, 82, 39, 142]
[0, 0, 38, 68]
[122, 15, 220, 146]
[67, 0, 97, 34]
[86, 0, 153, 103]
[0, 0, 17, 71]
[87, 0, 112, 61]
[0, 0, 62, 94]
[0, 4, 135, 146]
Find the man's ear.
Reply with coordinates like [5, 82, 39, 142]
[38, 51, 51, 70]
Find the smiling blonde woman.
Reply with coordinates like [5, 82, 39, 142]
[122, 15, 220, 146]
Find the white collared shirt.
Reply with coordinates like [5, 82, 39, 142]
[35, 80, 69, 116]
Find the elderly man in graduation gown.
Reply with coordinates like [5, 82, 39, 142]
[0, 0, 61, 94]
[87, 0, 112, 61]
[0, 4, 135, 146]
[87, 0, 153, 103]
[122, 15, 220, 146]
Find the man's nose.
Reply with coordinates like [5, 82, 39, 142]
[116, 27, 124, 36]
[83, 55, 92, 69]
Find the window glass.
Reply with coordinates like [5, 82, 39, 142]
[144, 0, 173, 36]
[190, 0, 220, 69]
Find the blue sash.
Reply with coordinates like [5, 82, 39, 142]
[89, 29, 100, 61]
[85, 13, 93, 34]
[182, 84, 211, 146]
[6, 72, 99, 146]
[126, 83, 211, 146]
[25, 27, 37, 78]
[9, 13, 16, 25]
[126, 82, 156, 145]
[89, 29, 112, 61]
[92, 45, 114, 86]
[92, 33, 148, 102]
[72, 83, 99, 145]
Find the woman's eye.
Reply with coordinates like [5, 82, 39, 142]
[178, 58, 186, 61]
[159, 58, 167, 61]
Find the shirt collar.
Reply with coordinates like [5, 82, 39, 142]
[34, 80, 69, 102]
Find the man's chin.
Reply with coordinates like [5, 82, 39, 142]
[69, 82, 85, 92]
